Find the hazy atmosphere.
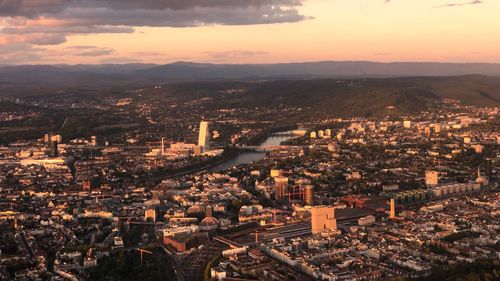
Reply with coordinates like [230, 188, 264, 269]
[0, 1, 499, 281]
[1, 0, 499, 64]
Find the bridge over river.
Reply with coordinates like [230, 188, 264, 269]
[234, 144, 305, 152]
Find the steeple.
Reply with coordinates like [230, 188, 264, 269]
[476, 166, 489, 186]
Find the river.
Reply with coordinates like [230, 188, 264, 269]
[209, 130, 295, 172]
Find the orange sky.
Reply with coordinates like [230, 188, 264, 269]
[1, 0, 500, 64]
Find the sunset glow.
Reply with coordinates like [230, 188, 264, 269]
[1, 0, 499, 64]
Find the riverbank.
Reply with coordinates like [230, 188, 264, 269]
[140, 129, 298, 186]
[139, 147, 242, 186]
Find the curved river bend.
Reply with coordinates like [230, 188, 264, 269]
[209, 131, 295, 172]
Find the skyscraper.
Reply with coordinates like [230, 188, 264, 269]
[485, 158, 493, 176]
[198, 121, 210, 152]
[304, 185, 315, 206]
[389, 198, 396, 219]
[274, 176, 289, 200]
[160, 137, 165, 156]
[45, 133, 59, 158]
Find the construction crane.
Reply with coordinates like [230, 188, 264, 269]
[136, 248, 153, 265]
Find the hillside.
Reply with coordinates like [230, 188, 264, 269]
[134, 75, 500, 112]
[2, 61, 500, 87]
[1, 75, 498, 144]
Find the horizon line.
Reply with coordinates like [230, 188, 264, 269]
[3, 60, 500, 67]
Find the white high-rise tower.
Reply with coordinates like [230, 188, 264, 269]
[160, 137, 165, 156]
[198, 121, 210, 152]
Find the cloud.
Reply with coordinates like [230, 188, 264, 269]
[0, 0, 309, 64]
[130, 51, 168, 58]
[1, 25, 134, 35]
[434, 0, 483, 8]
[204, 50, 269, 60]
[0, 1, 308, 28]
[0, 1, 306, 17]
[66, 46, 115, 56]
[99, 57, 142, 64]
[0, 43, 46, 64]
[0, 43, 117, 64]
[21, 33, 68, 45]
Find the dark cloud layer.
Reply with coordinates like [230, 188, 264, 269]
[0, 0, 307, 23]
[0, 1, 305, 16]
[0, 0, 309, 58]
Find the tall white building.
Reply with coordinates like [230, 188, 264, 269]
[198, 121, 210, 151]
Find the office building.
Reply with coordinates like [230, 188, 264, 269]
[198, 121, 210, 152]
[424, 127, 431, 137]
[485, 158, 493, 176]
[274, 176, 289, 200]
[160, 137, 165, 156]
[390, 189, 429, 204]
[434, 124, 441, 133]
[389, 199, 396, 219]
[431, 182, 480, 198]
[44, 133, 60, 158]
[425, 170, 439, 187]
[45, 133, 62, 144]
[304, 185, 315, 206]
[145, 208, 157, 222]
[311, 206, 337, 234]
[50, 140, 59, 158]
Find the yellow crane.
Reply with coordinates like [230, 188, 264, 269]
[135, 248, 153, 265]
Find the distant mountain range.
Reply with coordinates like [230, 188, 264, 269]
[2, 61, 500, 86]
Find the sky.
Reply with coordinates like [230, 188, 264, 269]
[0, 0, 499, 65]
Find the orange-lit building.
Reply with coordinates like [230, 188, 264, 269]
[311, 206, 337, 234]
